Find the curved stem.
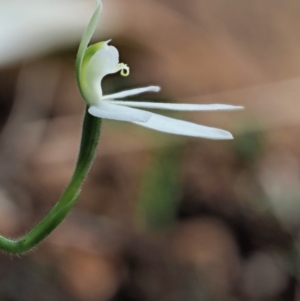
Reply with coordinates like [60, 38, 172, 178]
[0, 108, 102, 254]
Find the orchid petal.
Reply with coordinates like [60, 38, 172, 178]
[83, 42, 119, 102]
[132, 111, 233, 139]
[102, 86, 160, 100]
[107, 101, 243, 111]
[85, 43, 119, 80]
[88, 102, 152, 122]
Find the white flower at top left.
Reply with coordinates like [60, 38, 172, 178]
[76, 1, 243, 139]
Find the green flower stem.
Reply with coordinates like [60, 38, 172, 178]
[0, 108, 101, 254]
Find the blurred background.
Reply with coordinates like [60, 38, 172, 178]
[1, 0, 300, 300]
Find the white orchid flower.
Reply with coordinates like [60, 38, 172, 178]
[76, 1, 243, 139]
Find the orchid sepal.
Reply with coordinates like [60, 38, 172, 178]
[76, 0, 102, 100]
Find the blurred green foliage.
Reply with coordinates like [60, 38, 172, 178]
[136, 145, 182, 232]
[233, 120, 265, 164]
